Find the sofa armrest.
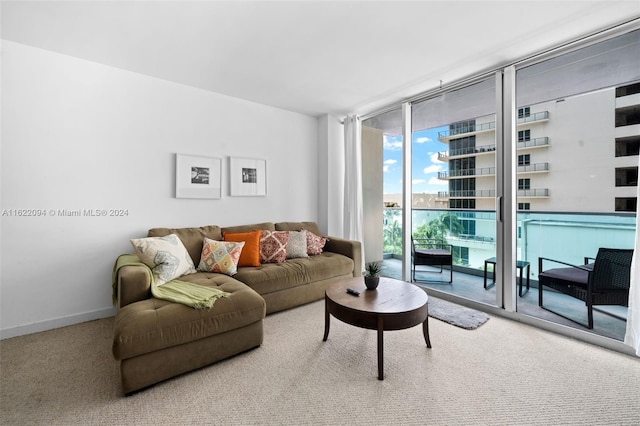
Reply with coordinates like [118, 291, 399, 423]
[115, 260, 152, 309]
[324, 236, 362, 277]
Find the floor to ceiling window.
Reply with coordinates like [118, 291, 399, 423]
[360, 24, 639, 345]
[409, 77, 498, 306]
[513, 29, 640, 340]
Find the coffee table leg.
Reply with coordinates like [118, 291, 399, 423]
[323, 296, 330, 341]
[377, 316, 384, 380]
[423, 316, 432, 348]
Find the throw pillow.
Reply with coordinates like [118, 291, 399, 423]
[260, 230, 289, 263]
[223, 230, 262, 267]
[305, 230, 327, 255]
[286, 230, 308, 259]
[130, 234, 197, 286]
[198, 238, 245, 276]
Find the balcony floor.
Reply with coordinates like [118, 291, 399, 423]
[381, 258, 628, 341]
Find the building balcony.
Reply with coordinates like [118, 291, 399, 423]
[438, 122, 496, 142]
[437, 111, 550, 143]
[438, 163, 548, 179]
[517, 162, 549, 174]
[438, 167, 496, 179]
[518, 188, 549, 197]
[517, 111, 549, 125]
[437, 190, 496, 199]
[437, 145, 496, 161]
[517, 137, 549, 149]
[438, 137, 549, 160]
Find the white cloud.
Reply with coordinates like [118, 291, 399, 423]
[383, 165, 390, 172]
[383, 136, 403, 151]
[384, 159, 397, 165]
[429, 152, 441, 163]
[428, 177, 448, 186]
[423, 164, 442, 174]
[415, 136, 432, 144]
[412, 179, 426, 185]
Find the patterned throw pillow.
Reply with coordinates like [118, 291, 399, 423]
[130, 234, 197, 286]
[223, 230, 262, 267]
[286, 230, 309, 259]
[305, 230, 327, 255]
[260, 230, 289, 263]
[198, 238, 245, 276]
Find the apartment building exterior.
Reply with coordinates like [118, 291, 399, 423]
[427, 82, 640, 270]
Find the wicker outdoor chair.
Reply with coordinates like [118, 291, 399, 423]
[538, 247, 633, 329]
[411, 237, 453, 283]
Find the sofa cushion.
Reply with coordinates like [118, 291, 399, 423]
[113, 275, 265, 360]
[260, 230, 289, 263]
[148, 225, 222, 265]
[233, 252, 354, 295]
[224, 230, 262, 267]
[198, 238, 244, 276]
[286, 230, 308, 259]
[130, 234, 197, 286]
[306, 230, 327, 255]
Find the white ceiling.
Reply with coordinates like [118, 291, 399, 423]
[2, 1, 640, 117]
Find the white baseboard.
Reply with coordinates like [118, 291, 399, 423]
[0, 307, 116, 340]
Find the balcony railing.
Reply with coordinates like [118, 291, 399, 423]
[438, 121, 496, 140]
[438, 144, 496, 160]
[517, 111, 549, 124]
[438, 190, 496, 198]
[439, 167, 496, 179]
[518, 137, 549, 149]
[517, 188, 549, 197]
[382, 208, 635, 274]
[517, 163, 549, 173]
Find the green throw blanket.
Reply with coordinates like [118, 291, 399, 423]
[112, 254, 229, 310]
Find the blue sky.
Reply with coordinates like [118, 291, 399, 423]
[383, 127, 449, 194]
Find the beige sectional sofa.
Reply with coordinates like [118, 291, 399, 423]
[112, 221, 361, 394]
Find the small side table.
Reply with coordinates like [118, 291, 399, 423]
[483, 257, 530, 296]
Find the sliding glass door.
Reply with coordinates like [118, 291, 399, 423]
[410, 78, 498, 306]
[514, 29, 640, 340]
[360, 24, 639, 344]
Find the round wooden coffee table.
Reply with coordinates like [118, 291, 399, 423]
[323, 276, 431, 380]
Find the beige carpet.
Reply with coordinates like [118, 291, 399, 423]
[2, 299, 640, 425]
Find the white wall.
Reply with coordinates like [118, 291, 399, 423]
[0, 41, 319, 338]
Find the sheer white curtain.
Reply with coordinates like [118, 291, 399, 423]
[624, 156, 640, 356]
[343, 115, 365, 266]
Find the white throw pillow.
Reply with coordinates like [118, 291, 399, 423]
[131, 234, 197, 286]
[286, 230, 309, 259]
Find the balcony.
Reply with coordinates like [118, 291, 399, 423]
[436, 112, 550, 143]
[381, 208, 634, 341]
[438, 189, 496, 199]
[437, 144, 496, 160]
[517, 162, 549, 174]
[439, 138, 549, 160]
[438, 121, 496, 142]
[518, 188, 549, 197]
[517, 137, 549, 149]
[439, 167, 496, 179]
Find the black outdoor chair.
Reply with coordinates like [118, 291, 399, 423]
[411, 238, 453, 283]
[538, 247, 633, 329]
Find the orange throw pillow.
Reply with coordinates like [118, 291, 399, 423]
[223, 230, 262, 267]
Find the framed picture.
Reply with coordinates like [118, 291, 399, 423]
[229, 157, 267, 196]
[175, 154, 222, 199]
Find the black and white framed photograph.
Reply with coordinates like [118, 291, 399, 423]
[175, 154, 222, 199]
[230, 157, 267, 196]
